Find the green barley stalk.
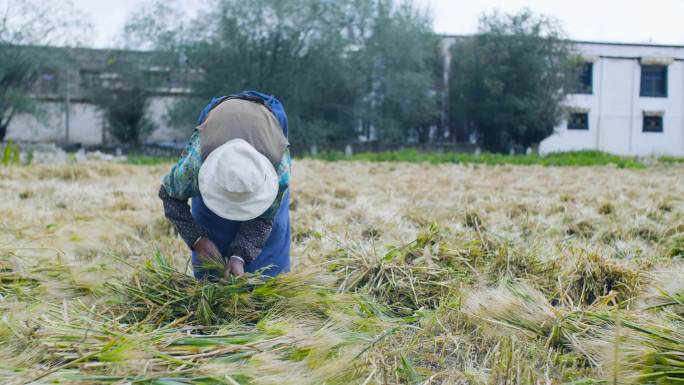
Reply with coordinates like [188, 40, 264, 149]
[464, 282, 684, 385]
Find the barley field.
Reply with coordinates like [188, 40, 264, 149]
[1, 160, 684, 384]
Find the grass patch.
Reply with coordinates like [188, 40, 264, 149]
[4, 160, 684, 384]
[125, 155, 176, 165]
[129, 149, 684, 169]
[305, 150, 651, 168]
[658, 156, 684, 165]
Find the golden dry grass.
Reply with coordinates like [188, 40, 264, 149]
[2, 161, 682, 265]
[1, 160, 684, 384]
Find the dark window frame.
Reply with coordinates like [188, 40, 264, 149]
[567, 112, 589, 130]
[79, 69, 103, 89]
[640, 65, 668, 98]
[642, 115, 664, 133]
[573, 62, 593, 94]
[34, 69, 60, 95]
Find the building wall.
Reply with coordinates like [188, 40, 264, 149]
[6, 96, 187, 145]
[145, 96, 193, 143]
[7, 101, 103, 145]
[540, 42, 684, 156]
[67, 103, 104, 145]
[6, 101, 66, 143]
[7, 101, 104, 145]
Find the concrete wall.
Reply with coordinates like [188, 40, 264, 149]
[540, 42, 684, 156]
[6, 101, 104, 145]
[68, 103, 104, 145]
[6, 101, 67, 143]
[6, 96, 187, 145]
[145, 96, 192, 143]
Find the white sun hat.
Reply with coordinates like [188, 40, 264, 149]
[198, 138, 279, 221]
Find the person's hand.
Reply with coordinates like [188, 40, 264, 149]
[224, 256, 245, 278]
[193, 237, 222, 265]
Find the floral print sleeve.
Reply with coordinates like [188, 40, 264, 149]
[159, 130, 207, 249]
[161, 130, 202, 200]
[259, 148, 291, 220]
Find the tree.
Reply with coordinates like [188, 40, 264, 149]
[123, 0, 440, 150]
[84, 52, 165, 144]
[354, 0, 442, 145]
[95, 1, 196, 145]
[449, 9, 579, 153]
[0, 45, 45, 141]
[118, 1, 190, 52]
[0, 0, 91, 141]
[187, 0, 363, 150]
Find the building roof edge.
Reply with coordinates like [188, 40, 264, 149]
[439, 34, 684, 49]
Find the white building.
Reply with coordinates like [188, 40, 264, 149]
[5, 47, 189, 147]
[540, 41, 684, 156]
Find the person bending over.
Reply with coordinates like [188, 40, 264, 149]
[159, 91, 291, 280]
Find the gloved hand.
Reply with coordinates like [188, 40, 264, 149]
[224, 256, 245, 278]
[193, 237, 223, 266]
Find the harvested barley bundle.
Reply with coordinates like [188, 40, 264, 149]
[464, 282, 684, 384]
[107, 253, 389, 326]
[637, 265, 684, 316]
[330, 225, 563, 314]
[558, 249, 647, 307]
[0, 265, 41, 301]
[0, 253, 110, 303]
[327, 225, 483, 313]
[483, 242, 559, 293]
[3, 255, 402, 385]
[580, 315, 684, 385]
[0, 302, 48, 371]
[17, 306, 386, 384]
[462, 282, 593, 349]
[463, 281, 659, 370]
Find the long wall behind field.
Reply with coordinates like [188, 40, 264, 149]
[7, 96, 190, 146]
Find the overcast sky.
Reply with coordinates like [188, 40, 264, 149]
[74, 0, 684, 48]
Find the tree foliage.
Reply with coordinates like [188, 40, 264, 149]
[119, 1, 190, 52]
[0, 0, 91, 141]
[0, 45, 45, 141]
[84, 54, 161, 144]
[95, 2, 195, 145]
[354, 1, 441, 145]
[124, 0, 441, 150]
[449, 9, 579, 153]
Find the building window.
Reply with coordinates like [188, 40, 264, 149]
[568, 112, 589, 130]
[34, 70, 59, 95]
[643, 115, 663, 133]
[640, 65, 668, 97]
[573, 62, 593, 94]
[143, 68, 172, 88]
[80, 69, 102, 89]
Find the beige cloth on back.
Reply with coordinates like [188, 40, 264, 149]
[197, 99, 289, 166]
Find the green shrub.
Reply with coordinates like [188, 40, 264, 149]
[1, 141, 21, 166]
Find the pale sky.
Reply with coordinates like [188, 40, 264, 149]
[74, 0, 684, 48]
